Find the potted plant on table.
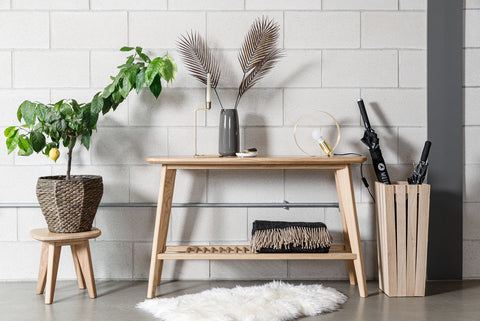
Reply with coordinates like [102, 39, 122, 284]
[4, 46, 177, 233]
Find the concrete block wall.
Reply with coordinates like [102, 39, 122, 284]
[0, 0, 426, 281]
[464, 0, 480, 279]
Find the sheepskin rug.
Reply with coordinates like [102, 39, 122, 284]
[136, 281, 347, 321]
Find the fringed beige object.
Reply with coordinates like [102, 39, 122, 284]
[251, 226, 333, 253]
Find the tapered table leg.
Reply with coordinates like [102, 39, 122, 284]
[76, 241, 97, 299]
[36, 242, 49, 294]
[335, 165, 368, 297]
[71, 244, 86, 289]
[45, 244, 61, 304]
[147, 166, 176, 299]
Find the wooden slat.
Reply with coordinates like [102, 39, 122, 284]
[406, 184, 418, 296]
[376, 182, 389, 294]
[168, 164, 349, 170]
[158, 252, 357, 260]
[146, 156, 367, 166]
[164, 244, 346, 253]
[375, 182, 384, 291]
[415, 184, 431, 296]
[395, 184, 407, 296]
[385, 184, 397, 296]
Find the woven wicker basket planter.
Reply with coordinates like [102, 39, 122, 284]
[36, 175, 103, 233]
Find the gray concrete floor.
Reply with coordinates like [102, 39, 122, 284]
[1, 280, 479, 321]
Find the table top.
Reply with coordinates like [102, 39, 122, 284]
[146, 155, 366, 167]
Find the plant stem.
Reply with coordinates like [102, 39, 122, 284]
[234, 74, 246, 109]
[66, 135, 74, 180]
[214, 88, 224, 110]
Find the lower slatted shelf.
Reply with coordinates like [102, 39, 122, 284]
[158, 245, 356, 260]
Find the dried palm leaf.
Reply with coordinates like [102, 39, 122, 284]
[177, 31, 221, 88]
[235, 17, 283, 109]
[238, 17, 280, 74]
[237, 49, 284, 101]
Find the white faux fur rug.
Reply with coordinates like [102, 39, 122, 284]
[137, 281, 347, 321]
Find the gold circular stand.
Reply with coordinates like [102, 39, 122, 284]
[293, 110, 341, 157]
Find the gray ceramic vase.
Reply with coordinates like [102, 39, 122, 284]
[219, 109, 239, 156]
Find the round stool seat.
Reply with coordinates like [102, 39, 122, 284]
[30, 227, 101, 243]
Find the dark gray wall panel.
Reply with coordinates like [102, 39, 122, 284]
[427, 0, 463, 279]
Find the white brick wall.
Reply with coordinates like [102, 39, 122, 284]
[51, 12, 128, 49]
[0, 2, 428, 281]
[0, 12, 49, 49]
[464, 4, 480, 279]
[13, 51, 89, 88]
[0, 52, 12, 87]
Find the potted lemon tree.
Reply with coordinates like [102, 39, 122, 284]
[4, 47, 177, 233]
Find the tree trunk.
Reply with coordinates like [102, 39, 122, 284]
[66, 136, 74, 180]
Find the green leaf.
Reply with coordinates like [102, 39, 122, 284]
[102, 96, 113, 115]
[4, 126, 16, 138]
[138, 52, 151, 63]
[82, 105, 92, 128]
[30, 131, 46, 153]
[149, 74, 162, 99]
[60, 103, 73, 118]
[6, 137, 17, 154]
[62, 135, 70, 148]
[120, 76, 132, 99]
[20, 101, 36, 126]
[18, 136, 30, 152]
[71, 100, 81, 114]
[36, 104, 48, 122]
[145, 57, 164, 86]
[126, 55, 134, 65]
[17, 105, 22, 122]
[91, 94, 104, 114]
[6, 130, 19, 154]
[136, 47, 151, 63]
[127, 66, 138, 86]
[162, 55, 177, 82]
[111, 102, 120, 111]
[112, 69, 126, 87]
[136, 68, 146, 94]
[120, 46, 134, 52]
[17, 143, 33, 156]
[103, 83, 115, 98]
[53, 100, 64, 111]
[112, 90, 123, 104]
[81, 131, 91, 150]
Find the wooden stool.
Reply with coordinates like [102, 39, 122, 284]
[30, 227, 101, 304]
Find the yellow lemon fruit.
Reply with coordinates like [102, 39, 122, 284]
[49, 148, 60, 163]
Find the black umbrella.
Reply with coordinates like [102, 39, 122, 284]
[357, 99, 391, 184]
[407, 141, 432, 184]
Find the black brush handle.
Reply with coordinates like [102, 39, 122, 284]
[420, 141, 432, 163]
[357, 99, 371, 130]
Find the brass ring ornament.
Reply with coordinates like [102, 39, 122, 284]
[293, 110, 341, 157]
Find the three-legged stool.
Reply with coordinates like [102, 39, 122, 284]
[30, 227, 101, 304]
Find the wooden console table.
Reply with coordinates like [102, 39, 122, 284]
[145, 156, 368, 298]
